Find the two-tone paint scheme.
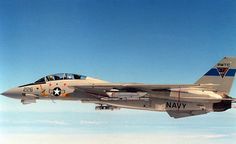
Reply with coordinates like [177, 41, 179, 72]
[2, 57, 236, 118]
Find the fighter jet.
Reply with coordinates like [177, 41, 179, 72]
[1, 57, 236, 118]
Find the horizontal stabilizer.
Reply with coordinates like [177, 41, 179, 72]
[167, 110, 208, 118]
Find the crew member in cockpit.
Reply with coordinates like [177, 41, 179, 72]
[48, 75, 54, 81]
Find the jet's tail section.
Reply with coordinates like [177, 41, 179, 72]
[195, 57, 236, 95]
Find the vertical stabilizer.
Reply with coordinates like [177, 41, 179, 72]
[195, 57, 236, 95]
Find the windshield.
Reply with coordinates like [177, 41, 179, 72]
[35, 73, 86, 83]
[34, 77, 46, 84]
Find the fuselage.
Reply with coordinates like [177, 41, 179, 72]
[2, 57, 236, 118]
[1, 73, 231, 113]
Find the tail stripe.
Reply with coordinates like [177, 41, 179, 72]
[204, 68, 236, 77]
[204, 68, 219, 76]
[226, 69, 236, 76]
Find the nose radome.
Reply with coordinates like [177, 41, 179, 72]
[1, 87, 23, 99]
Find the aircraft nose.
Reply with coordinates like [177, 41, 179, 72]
[1, 87, 23, 99]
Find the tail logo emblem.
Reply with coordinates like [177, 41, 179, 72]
[217, 63, 231, 78]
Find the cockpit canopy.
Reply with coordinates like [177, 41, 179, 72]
[34, 73, 86, 84]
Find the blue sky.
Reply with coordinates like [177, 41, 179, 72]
[0, 0, 236, 144]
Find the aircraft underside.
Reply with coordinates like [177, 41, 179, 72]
[43, 91, 230, 118]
